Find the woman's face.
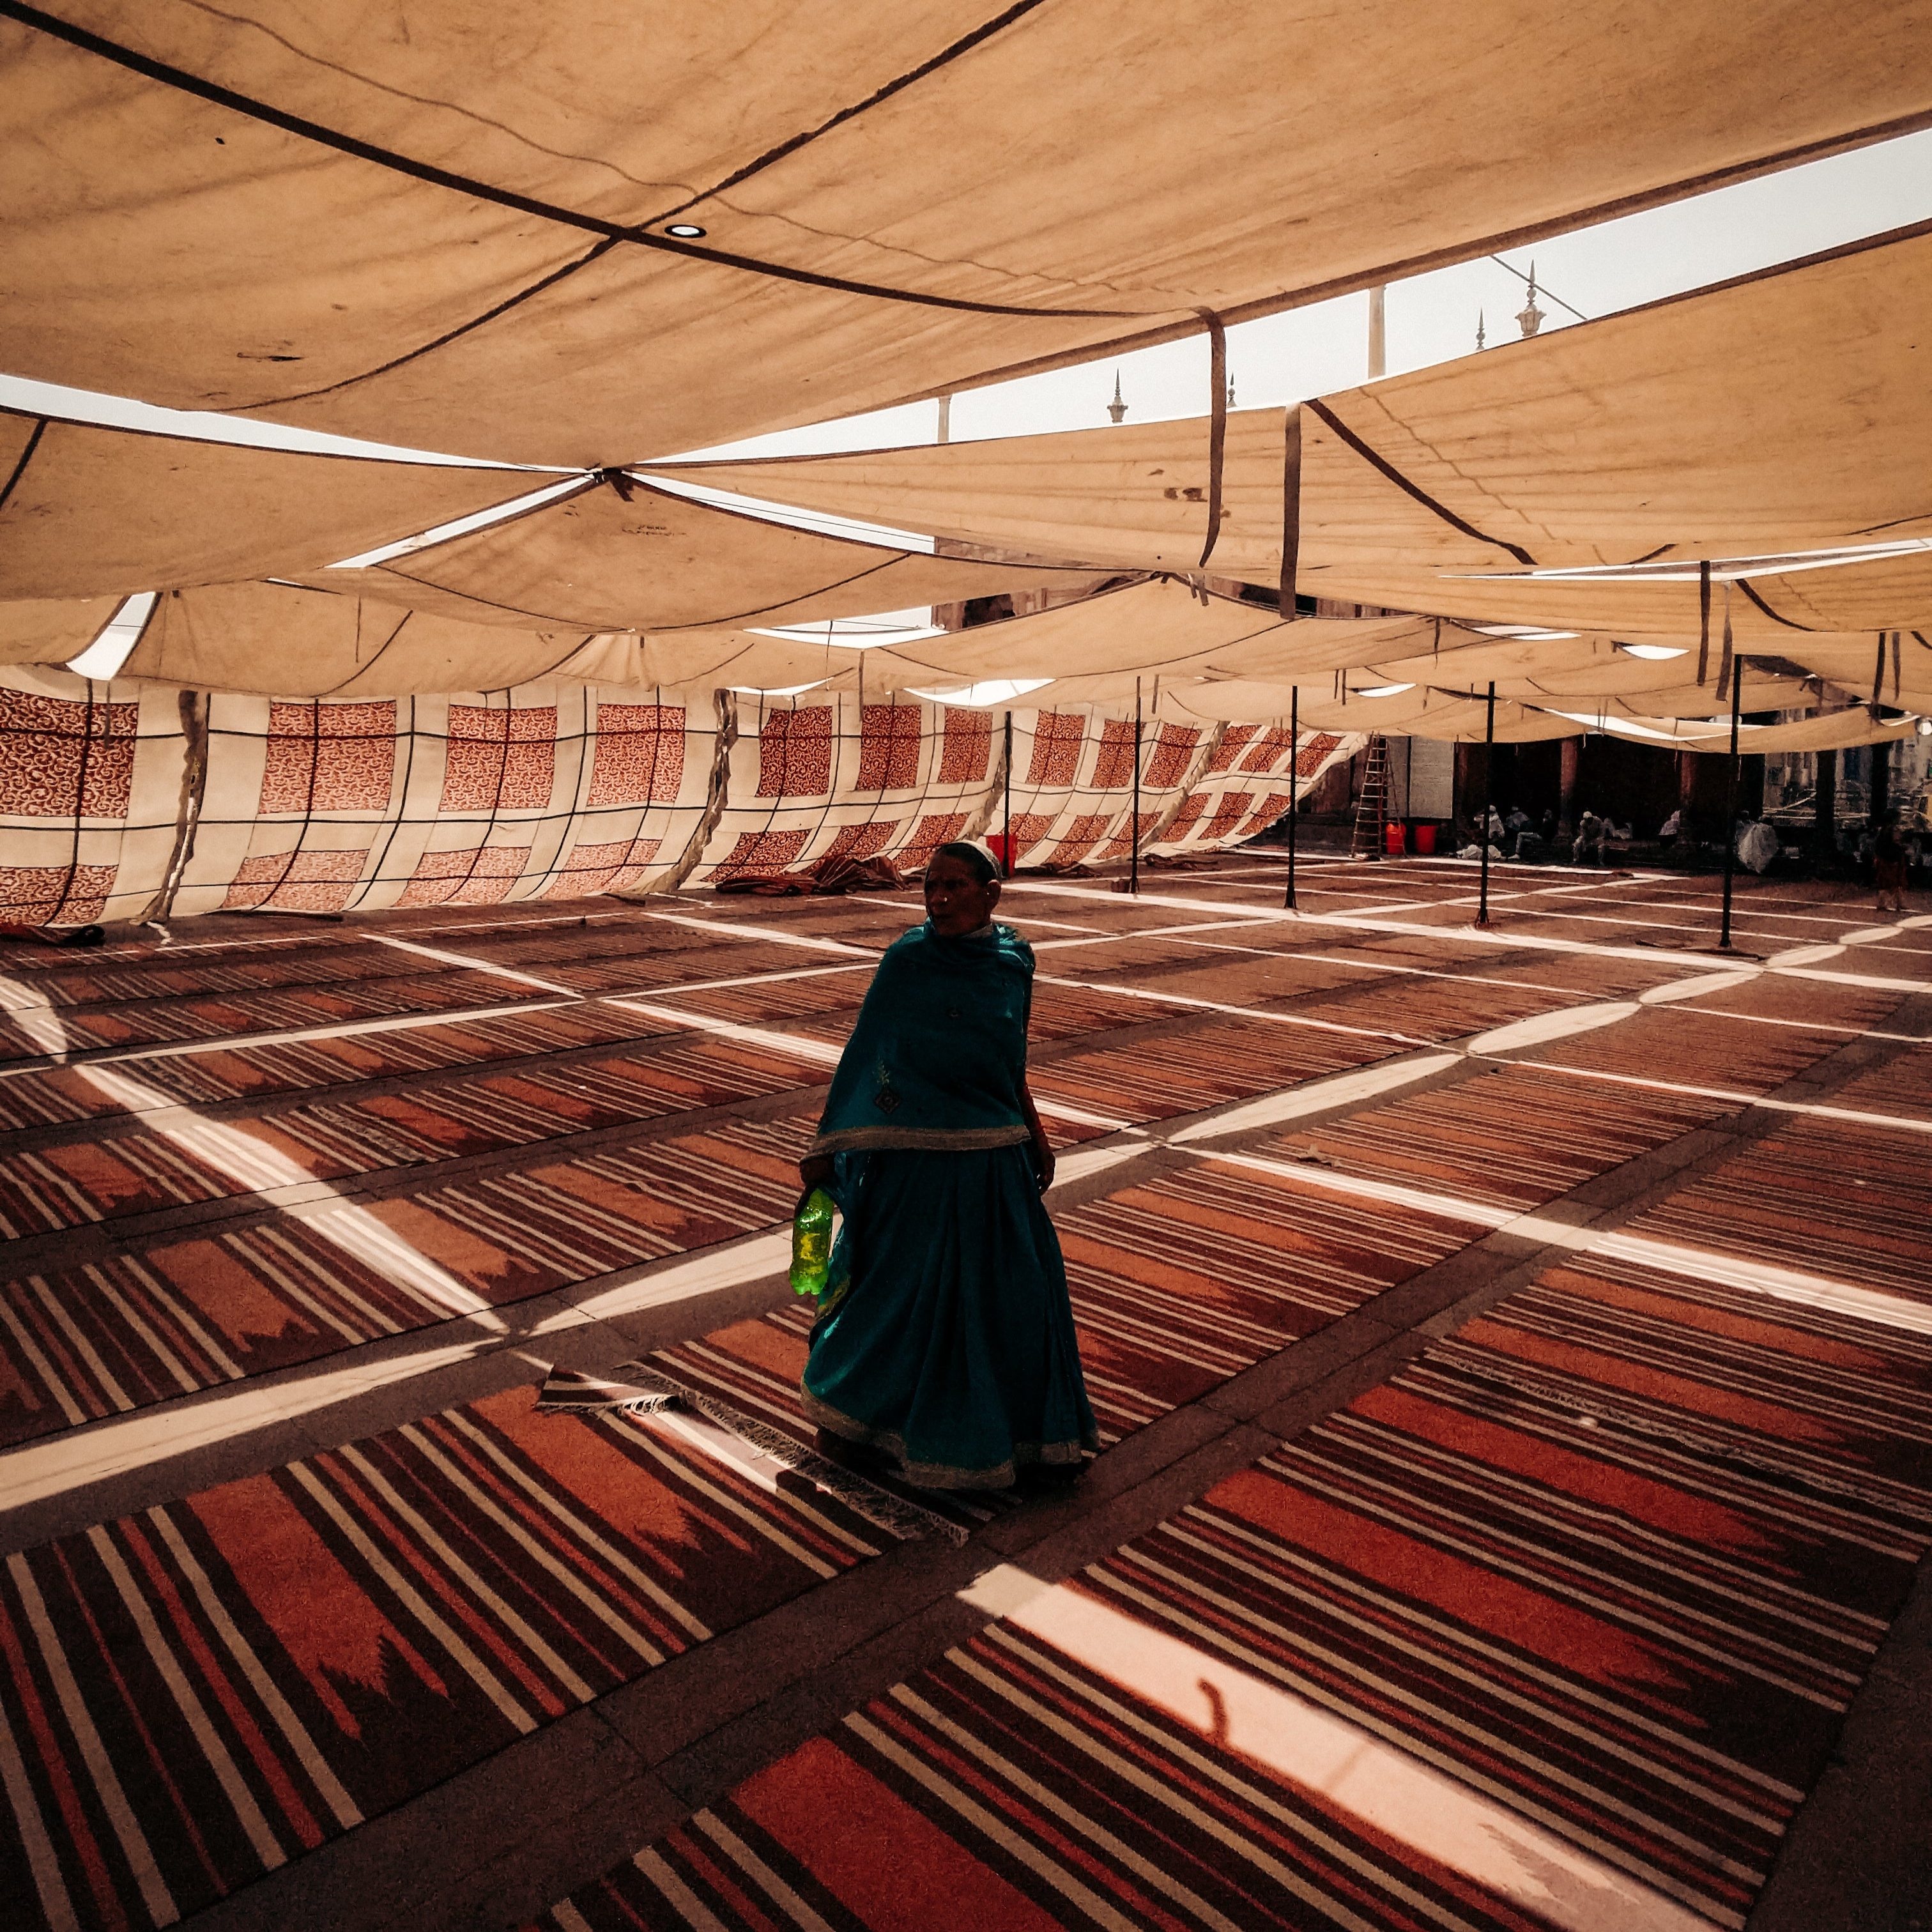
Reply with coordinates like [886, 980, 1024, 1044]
[924, 854, 1000, 936]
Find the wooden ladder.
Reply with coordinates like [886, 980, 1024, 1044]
[1349, 734, 1390, 859]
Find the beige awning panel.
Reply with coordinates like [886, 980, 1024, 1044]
[112, 579, 916, 698]
[661, 222, 1932, 607]
[0, 594, 120, 666]
[1611, 709, 1925, 753]
[290, 479, 1112, 633]
[658, 414, 1297, 577]
[6, 5, 1928, 464]
[0, 408, 535, 600]
[1308, 549, 1932, 638]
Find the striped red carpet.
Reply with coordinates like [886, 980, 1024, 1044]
[1031, 1020, 1395, 1126]
[0, 1032, 825, 1241]
[535, 1247, 1932, 1932]
[0, 1113, 813, 1448]
[1517, 1006, 1867, 1094]
[1261, 1064, 1736, 1214]
[0, 1004, 678, 1130]
[0, 965, 553, 1064]
[0, 1383, 898, 1932]
[1625, 1114, 1932, 1303]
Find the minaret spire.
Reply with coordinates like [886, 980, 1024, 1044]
[1515, 262, 1544, 339]
[1106, 370, 1128, 425]
[1476, 309, 1486, 351]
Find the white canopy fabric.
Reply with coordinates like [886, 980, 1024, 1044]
[288, 479, 1111, 634]
[0, 408, 537, 601]
[6, 3, 1926, 465]
[659, 222, 1932, 622]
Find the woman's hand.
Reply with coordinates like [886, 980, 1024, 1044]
[1030, 1134, 1055, 1194]
[795, 1153, 833, 1219]
[1019, 1084, 1054, 1194]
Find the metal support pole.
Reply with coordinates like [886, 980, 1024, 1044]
[1002, 710, 1013, 873]
[1474, 682, 1496, 928]
[1719, 654, 1742, 950]
[1130, 678, 1142, 895]
[1285, 686, 1299, 909]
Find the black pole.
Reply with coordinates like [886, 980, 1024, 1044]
[1285, 685, 1299, 909]
[1130, 678, 1142, 896]
[1475, 681, 1496, 928]
[1719, 652, 1742, 950]
[1002, 709, 1013, 872]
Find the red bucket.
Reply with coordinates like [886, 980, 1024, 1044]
[1383, 822, 1407, 856]
[1413, 822, 1438, 855]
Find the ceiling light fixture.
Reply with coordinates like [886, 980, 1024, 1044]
[664, 223, 707, 238]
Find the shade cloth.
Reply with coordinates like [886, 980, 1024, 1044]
[0, 408, 537, 601]
[0, 592, 121, 666]
[288, 479, 1110, 634]
[6, 3, 1926, 464]
[661, 222, 1932, 613]
[112, 579, 935, 698]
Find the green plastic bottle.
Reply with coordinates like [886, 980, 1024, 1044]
[790, 1187, 836, 1297]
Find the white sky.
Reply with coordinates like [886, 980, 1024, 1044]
[3, 130, 1927, 479]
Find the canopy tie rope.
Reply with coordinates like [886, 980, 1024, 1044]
[1195, 309, 1227, 569]
[1695, 560, 1712, 686]
[1280, 405, 1302, 619]
[1303, 398, 1535, 567]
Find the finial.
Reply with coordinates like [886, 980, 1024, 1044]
[1107, 370, 1128, 425]
[1516, 261, 1544, 339]
[1226, 375, 1236, 410]
[1476, 308, 1486, 351]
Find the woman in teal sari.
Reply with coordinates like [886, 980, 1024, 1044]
[795, 843, 1097, 1489]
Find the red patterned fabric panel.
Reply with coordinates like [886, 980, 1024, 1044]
[397, 845, 533, 907]
[1025, 712, 1085, 786]
[937, 709, 992, 784]
[0, 688, 139, 819]
[1144, 724, 1199, 789]
[1296, 730, 1344, 774]
[896, 813, 968, 870]
[586, 705, 686, 806]
[259, 702, 397, 814]
[1238, 724, 1297, 773]
[1050, 811, 1116, 865]
[755, 707, 834, 799]
[855, 704, 922, 792]
[220, 849, 367, 913]
[820, 820, 900, 866]
[542, 837, 663, 896]
[441, 706, 557, 812]
[1204, 723, 1259, 774]
[0, 864, 117, 922]
[1089, 717, 1137, 790]
[710, 829, 812, 878]
[1201, 790, 1254, 841]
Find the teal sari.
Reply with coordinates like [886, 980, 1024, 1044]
[801, 921, 1097, 1489]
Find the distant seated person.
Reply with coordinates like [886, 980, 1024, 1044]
[1874, 809, 1910, 914]
[1657, 809, 1681, 841]
[1572, 811, 1606, 864]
